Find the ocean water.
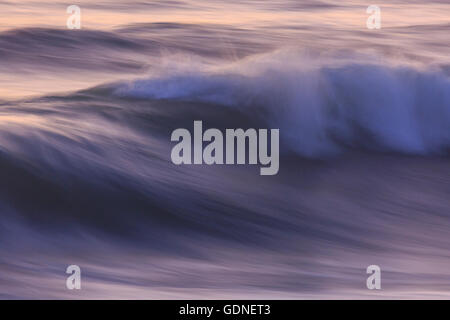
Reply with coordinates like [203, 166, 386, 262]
[0, 0, 450, 299]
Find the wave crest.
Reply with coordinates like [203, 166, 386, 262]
[115, 50, 450, 157]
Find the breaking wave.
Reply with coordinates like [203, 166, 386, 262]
[116, 50, 450, 157]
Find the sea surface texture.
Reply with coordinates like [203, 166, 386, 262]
[0, 0, 450, 299]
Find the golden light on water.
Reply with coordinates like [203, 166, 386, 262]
[0, 1, 449, 31]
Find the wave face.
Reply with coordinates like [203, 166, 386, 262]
[1, 51, 450, 299]
[1, 0, 450, 299]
